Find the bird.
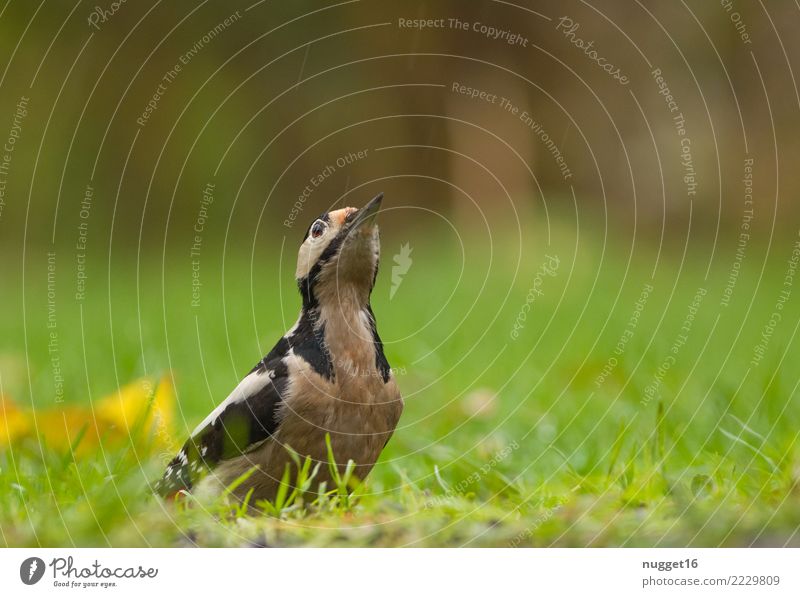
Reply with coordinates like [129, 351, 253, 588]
[156, 193, 403, 505]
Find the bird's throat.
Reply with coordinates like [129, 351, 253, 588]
[313, 299, 384, 383]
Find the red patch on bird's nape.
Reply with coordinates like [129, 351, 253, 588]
[329, 207, 356, 226]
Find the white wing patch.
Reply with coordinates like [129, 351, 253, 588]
[191, 369, 272, 437]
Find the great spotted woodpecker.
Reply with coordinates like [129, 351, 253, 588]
[156, 193, 403, 504]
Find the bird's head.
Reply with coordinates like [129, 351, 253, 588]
[296, 193, 383, 309]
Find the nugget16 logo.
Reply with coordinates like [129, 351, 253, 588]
[20, 557, 46, 585]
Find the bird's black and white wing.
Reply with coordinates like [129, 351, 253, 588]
[155, 356, 288, 497]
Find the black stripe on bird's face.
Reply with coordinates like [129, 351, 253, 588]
[297, 227, 349, 310]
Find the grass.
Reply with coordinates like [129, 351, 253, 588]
[1, 220, 799, 547]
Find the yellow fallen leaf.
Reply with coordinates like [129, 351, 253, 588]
[34, 405, 101, 452]
[0, 375, 176, 455]
[0, 394, 30, 445]
[94, 375, 175, 441]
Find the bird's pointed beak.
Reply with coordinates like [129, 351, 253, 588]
[349, 193, 383, 229]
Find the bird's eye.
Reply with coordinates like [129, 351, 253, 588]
[310, 220, 326, 239]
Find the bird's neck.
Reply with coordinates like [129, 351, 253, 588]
[306, 295, 384, 382]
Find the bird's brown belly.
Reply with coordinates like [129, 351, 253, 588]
[201, 381, 402, 504]
[277, 402, 393, 476]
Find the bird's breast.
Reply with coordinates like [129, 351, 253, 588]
[277, 352, 402, 466]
